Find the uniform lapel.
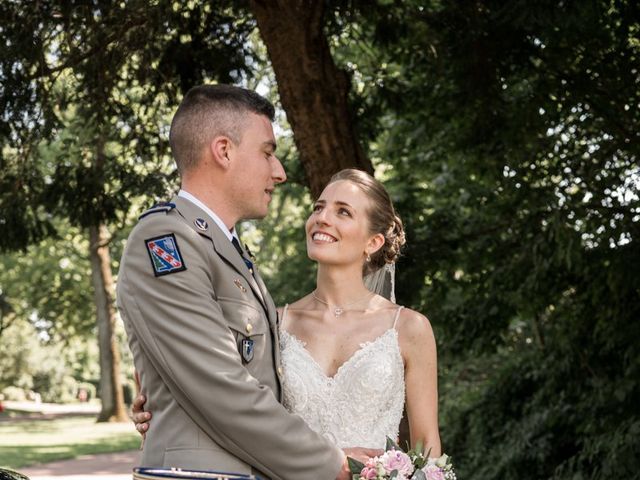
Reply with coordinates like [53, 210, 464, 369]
[172, 197, 268, 312]
[252, 267, 278, 326]
[251, 261, 282, 395]
[232, 240, 267, 308]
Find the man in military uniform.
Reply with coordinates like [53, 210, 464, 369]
[117, 85, 375, 479]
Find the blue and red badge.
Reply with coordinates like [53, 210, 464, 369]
[145, 233, 187, 277]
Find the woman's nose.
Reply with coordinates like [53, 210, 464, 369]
[315, 208, 330, 225]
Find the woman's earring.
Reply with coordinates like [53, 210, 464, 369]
[366, 253, 371, 262]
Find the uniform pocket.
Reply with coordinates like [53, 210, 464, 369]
[218, 298, 269, 366]
[218, 298, 268, 336]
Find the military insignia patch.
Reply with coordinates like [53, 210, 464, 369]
[241, 338, 254, 363]
[145, 234, 187, 277]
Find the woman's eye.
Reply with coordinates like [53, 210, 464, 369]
[313, 204, 322, 212]
[339, 208, 351, 216]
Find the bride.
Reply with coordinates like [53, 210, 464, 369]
[133, 169, 441, 458]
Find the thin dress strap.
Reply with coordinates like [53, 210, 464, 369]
[280, 304, 290, 331]
[392, 306, 404, 329]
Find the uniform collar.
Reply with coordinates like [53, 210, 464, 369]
[178, 189, 238, 243]
[171, 195, 279, 334]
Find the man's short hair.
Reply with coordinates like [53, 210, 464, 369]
[169, 84, 275, 174]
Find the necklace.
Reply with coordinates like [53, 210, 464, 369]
[312, 290, 374, 317]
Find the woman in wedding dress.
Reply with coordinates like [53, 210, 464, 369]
[133, 169, 441, 457]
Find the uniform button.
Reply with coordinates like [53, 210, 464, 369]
[278, 367, 283, 375]
[246, 323, 253, 333]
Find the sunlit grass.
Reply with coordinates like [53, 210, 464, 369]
[0, 415, 140, 469]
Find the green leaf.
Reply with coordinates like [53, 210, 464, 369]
[386, 436, 402, 452]
[347, 456, 365, 474]
[411, 470, 427, 480]
[414, 453, 427, 469]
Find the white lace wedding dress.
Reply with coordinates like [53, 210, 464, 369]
[279, 306, 405, 449]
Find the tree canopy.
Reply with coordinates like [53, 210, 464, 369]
[333, 1, 639, 477]
[1, 0, 638, 476]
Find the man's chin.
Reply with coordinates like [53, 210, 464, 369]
[241, 210, 269, 221]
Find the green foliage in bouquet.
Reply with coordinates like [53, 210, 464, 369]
[348, 437, 455, 480]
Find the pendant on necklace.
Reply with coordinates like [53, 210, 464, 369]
[334, 308, 344, 317]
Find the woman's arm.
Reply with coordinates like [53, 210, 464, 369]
[398, 309, 441, 457]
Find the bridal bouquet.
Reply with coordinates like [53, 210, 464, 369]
[348, 438, 456, 480]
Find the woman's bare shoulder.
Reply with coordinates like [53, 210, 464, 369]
[396, 307, 435, 343]
[277, 294, 313, 327]
[285, 294, 315, 311]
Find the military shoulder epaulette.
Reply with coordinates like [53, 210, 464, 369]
[138, 202, 176, 220]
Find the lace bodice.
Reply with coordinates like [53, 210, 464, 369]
[280, 306, 405, 449]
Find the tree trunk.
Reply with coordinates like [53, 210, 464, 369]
[249, 0, 374, 198]
[251, 2, 409, 446]
[90, 223, 128, 422]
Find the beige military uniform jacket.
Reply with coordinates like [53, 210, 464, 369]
[116, 196, 343, 480]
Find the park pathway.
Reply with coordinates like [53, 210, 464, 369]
[20, 450, 140, 480]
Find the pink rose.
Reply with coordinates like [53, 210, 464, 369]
[358, 457, 379, 480]
[380, 449, 414, 477]
[422, 464, 446, 480]
[359, 465, 378, 479]
[364, 457, 378, 469]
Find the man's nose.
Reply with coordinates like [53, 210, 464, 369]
[271, 156, 287, 184]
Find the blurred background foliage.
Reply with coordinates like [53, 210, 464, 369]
[1, 0, 638, 478]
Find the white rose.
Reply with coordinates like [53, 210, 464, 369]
[435, 454, 449, 469]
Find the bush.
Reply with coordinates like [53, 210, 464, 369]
[1, 386, 27, 402]
[36, 374, 77, 404]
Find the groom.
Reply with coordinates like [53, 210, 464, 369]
[117, 85, 376, 480]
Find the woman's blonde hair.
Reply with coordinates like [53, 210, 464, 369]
[327, 169, 406, 275]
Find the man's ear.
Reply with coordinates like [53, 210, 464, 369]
[367, 233, 385, 256]
[209, 136, 232, 169]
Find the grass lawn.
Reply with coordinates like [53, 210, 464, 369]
[0, 415, 140, 469]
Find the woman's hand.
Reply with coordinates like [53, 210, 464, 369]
[132, 392, 152, 436]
